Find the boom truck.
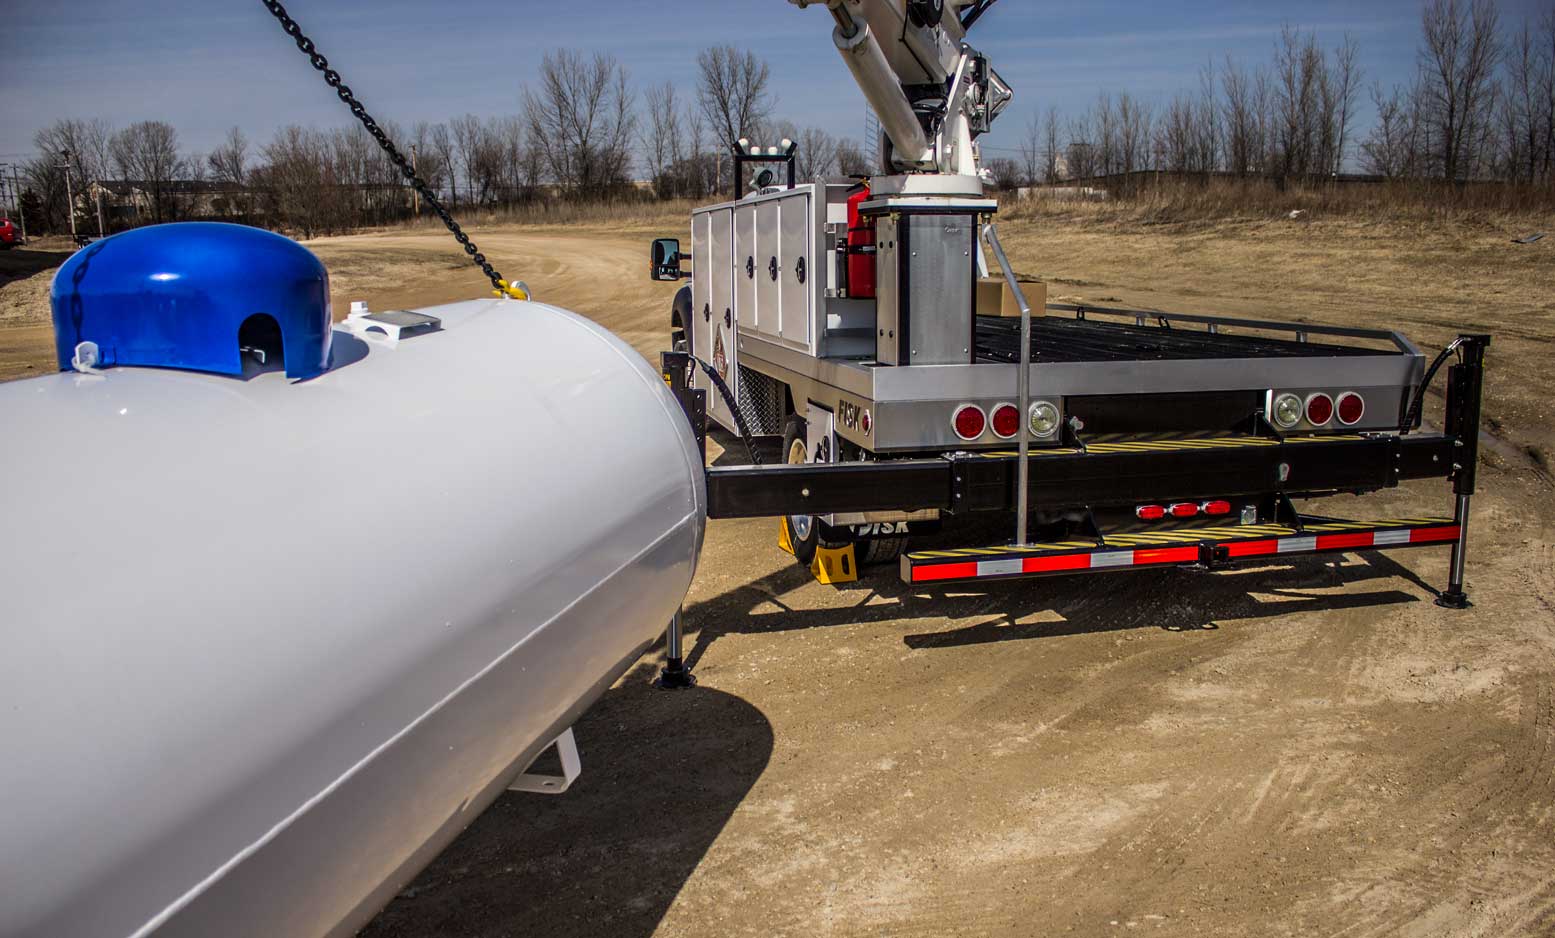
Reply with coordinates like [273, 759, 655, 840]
[649, 0, 1488, 630]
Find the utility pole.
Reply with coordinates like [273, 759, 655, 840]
[12, 165, 26, 243]
[410, 144, 420, 218]
[95, 183, 105, 238]
[61, 149, 78, 243]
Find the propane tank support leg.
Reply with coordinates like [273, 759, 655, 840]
[657, 608, 697, 689]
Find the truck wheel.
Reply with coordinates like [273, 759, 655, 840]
[781, 415, 848, 566]
[858, 535, 908, 564]
[781, 416, 907, 567]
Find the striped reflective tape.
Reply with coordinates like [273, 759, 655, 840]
[909, 544, 1199, 582]
[1223, 525, 1459, 559]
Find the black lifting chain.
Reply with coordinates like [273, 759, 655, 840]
[260, 0, 523, 298]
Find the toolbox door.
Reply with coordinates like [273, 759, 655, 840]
[756, 200, 781, 342]
[778, 192, 812, 349]
[735, 203, 757, 333]
[705, 207, 737, 430]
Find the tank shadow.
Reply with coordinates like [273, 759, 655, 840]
[357, 664, 773, 938]
[0, 245, 74, 286]
[681, 549, 1430, 665]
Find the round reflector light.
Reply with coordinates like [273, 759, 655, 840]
[1305, 392, 1334, 426]
[1029, 400, 1060, 437]
[1136, 504, 1166, 521]
[1169, 502, 1199, 518]
[1336, 391, 1364, 426]
[1272, 392, 1302, 429]
[952, 404, 986, 441]
[990, 403, 1020, 439]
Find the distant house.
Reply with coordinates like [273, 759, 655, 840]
[82, 180, 254, 224]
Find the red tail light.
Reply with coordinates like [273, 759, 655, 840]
[1169, 502, 1199, 518]
[1305, 393, 1334, 426]
[990, 403, 1020, 439]
[952, 404, 986, 441]
[1336, 391, 1364, 426]
[1136, 504, 1165, 520]
[1201, 500, 1232, 516]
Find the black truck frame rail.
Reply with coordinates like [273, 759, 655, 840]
[660, 332, 1488, 603]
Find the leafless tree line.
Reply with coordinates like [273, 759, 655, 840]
[1003, 0, 1553, 190]
[18, 44, 866, 237]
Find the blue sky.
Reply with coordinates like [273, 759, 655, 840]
[2, 0, 1550, 169]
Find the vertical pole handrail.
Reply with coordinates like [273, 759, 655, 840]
[981, 222, 1032, 547]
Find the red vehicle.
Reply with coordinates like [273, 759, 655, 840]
[0, 217, 19, 249]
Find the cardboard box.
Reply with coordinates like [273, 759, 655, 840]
[976, 276, 1046, 318]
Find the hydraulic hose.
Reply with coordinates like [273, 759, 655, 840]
[687, 355, 764, 465]
[1402, 337, 1466, 433]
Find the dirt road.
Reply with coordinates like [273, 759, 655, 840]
[4, 218, 1552, 936]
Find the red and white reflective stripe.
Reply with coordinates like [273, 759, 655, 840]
[1224, 525, 1459, 559]
[907, 524, 1460, 583]
[911, 545, 1199, 582]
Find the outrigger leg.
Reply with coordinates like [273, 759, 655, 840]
[1435, 334, 1489, 609]
[657, 608, 697, 688]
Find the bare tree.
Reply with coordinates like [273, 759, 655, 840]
[835, 138, 871, 175]
[642, 81, 683, 196]
[1502, 18, 1546, 181]
[1222, 57, 1260, 174]
[1272, 25, 1325, 176]
[207, 126, 249, 186]
[109, 120, 187, 223]
[1362, 82, 1426, 177]
[1041, 107, 1062, 182]
[1019, 113, 1042, 186]
[697, 46, 774, 152]
[1419, 0, 1502, 180]
[522, 50, 636, 197]
[449, 114, 489, 206]
[796, 125, 838, 181]
[1317, 35, 1363, 174]
[1118, 91, 1156, 173]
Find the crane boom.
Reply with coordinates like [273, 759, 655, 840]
[791, 0, 1010, 180]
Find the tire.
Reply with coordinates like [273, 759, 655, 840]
[670, 285, 693, 354]
[780, 415, 848, 566]
[781, 415, 908, 568]
[858, 535, 908, 565]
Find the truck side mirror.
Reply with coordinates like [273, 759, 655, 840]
[650, 238, 687, 281]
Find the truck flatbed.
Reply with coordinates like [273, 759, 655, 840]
[975, 306, 1393, 365]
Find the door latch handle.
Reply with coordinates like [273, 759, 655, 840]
[724, 308, 732, 328]
[768, 257, 778, 281]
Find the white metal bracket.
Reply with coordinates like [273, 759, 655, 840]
[508, 726, 581, 795]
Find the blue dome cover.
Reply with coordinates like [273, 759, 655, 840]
[51, 222, 332, 379]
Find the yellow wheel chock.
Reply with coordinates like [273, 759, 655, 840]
[776, 519, 858, 584]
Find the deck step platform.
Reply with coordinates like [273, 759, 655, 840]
[900, 517, 1460, 584]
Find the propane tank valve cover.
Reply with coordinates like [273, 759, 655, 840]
[50, 222, 332, 379]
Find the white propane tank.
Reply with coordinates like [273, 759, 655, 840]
[0, 226, 705, 938]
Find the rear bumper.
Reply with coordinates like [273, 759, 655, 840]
[901, 516, 1460, 584]
[705, 432, 1456, 520]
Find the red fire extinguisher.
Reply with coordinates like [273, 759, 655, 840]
[845, 184, 876, 299]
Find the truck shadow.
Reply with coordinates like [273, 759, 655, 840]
[358, 663, 773, 938]
[683, 549, 1432, 665]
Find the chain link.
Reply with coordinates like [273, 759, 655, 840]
[260, 0, 513, 294]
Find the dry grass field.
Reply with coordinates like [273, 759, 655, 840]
[2, 208, 1553, 937]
